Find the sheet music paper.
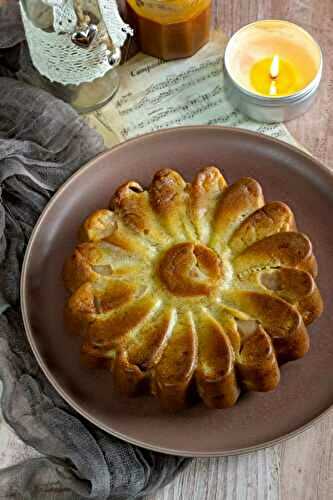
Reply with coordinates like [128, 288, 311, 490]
[86, 32, 298, 149]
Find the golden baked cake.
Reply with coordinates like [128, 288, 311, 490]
[63, 167, 323, 411]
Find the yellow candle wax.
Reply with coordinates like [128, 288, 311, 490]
[250, 55, 303, 97]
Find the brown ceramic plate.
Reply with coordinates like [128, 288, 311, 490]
[21, 126, 333, 457]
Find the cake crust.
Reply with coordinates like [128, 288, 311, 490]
[63, 167, 323, 411]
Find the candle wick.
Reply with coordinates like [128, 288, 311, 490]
[269, 80, 277, 96]
[270, 54, 280, 79]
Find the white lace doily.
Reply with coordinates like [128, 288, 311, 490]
[51, 0, 78, 34]
[42, 0, 133, 40]
[20, 2, 111, 85]
[20, 0, 133, 85]
[98, 0, 133, 47]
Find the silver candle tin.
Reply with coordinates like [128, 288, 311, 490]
[224, 21, 323, 123]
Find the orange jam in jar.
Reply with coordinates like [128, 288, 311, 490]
[126, 0, 212, 60]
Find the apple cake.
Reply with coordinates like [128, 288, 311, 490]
[63, 167, 323, 411]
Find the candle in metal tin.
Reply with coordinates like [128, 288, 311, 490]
[224, 20, 323, 123]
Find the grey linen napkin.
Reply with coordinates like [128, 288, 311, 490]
[0, 4, 189, 499]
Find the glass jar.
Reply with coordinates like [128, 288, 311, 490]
[20, 0, 120, 113]
[126, 0, 212, 60]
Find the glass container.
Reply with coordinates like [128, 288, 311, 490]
[21, 0, 120, 113]
[126, 0, 212, 60]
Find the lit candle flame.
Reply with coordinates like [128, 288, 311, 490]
[270, 54, 280, 79]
